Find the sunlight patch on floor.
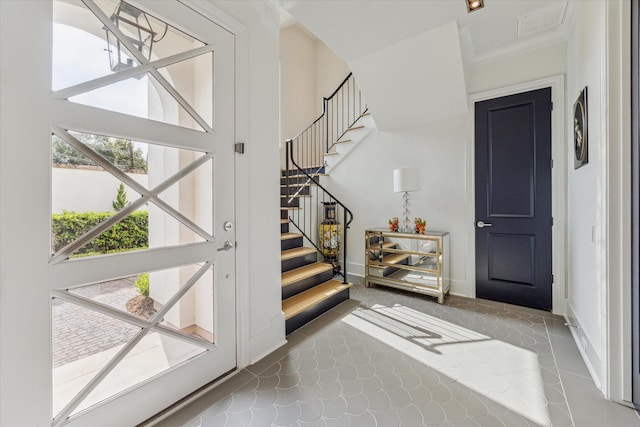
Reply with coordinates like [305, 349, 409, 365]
[342, 303, 551, 426]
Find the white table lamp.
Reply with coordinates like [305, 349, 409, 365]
[393, 168, 420, 233]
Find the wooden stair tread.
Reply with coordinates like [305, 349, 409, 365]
[346, 125, 365, 131]
[335, 139, 352, 144]
[281, 183, 311, 188]
[360, 112, 371, 117]
[281, 262, 332, 287]
[280, 219, 290, 224]
[283, 280, 352, 320]
[280, 194, 310, 198]
[283, 173, 325, 179]
[324, 152, 339, 156]
[281, 165, 323, 172]
[372, 253, 410, 265]
[281, 246, 317, 261]
[280, 207, 302, 211]
[281, 232, 303, 241]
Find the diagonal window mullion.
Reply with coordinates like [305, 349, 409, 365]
[52, 45, 213, 101]
[52, 289, 152, 330]
[148, 68, 214, 134]
[148, 261, 212, 325]
[150, 198, 212, 241]
[52, 329, 148, 427]
[51, 64, 150, 101]
[51, 196, 150, 263]
[151, 324, 215, 350]
[148, 152, 213, 196]
[51, 132, 213, 262]
[52, 126, 151, 198]
[51, 291, 215, 351]
[82, 0, 214, 134]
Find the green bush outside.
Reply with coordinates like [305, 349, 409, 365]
[52, 210, 148, 255]
[135, 273, 150, 297]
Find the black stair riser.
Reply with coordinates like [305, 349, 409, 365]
[281, 210, 289, 220]
[281, 197, 300, 208]
[281, 185, 311, 196]
[285, 287, 350, 335]
[281, 237, 303, 251]
[282, 252, 317, 272]
[281, 167, 325, 177]
[282, 269, 334, 300]
[280, 176, 320, 186]
[281, 223, 289, 233]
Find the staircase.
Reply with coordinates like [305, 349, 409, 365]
[279, 74, 368, 334]
[280, 166, 351, 334]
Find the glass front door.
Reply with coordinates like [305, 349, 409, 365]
[44, 1, 236, 425]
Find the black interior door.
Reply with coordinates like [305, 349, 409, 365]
[475, 88, 553, 311]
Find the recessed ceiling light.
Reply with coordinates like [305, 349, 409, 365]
[466, 0, 484, 13]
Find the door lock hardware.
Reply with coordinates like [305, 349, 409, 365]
[217, 241, 233, 251]
[476, 221, 493, 228]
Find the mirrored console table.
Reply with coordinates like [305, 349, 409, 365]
[365, 228, 450, 303]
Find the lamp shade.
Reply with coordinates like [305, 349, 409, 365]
[393, 168, 420, 193]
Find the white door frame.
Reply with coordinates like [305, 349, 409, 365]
[0, 1, 245, 425]
[465, 75, 567, 316]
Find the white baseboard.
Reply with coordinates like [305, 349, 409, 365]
[565, 302, 603, 390]
[249, 312, 286, 366]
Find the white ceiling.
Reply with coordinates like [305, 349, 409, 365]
[279, 0, 576, 64]
[279, 0, 577, 129]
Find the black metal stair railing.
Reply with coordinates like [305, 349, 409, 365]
[283, 73, 367, 283]
[287, 73, 367, 169]
[285, 140, 353, 283]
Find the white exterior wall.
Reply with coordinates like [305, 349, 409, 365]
[52, 167, 148, 213]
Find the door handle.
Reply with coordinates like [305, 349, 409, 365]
[476, 221, 493, 228]
[217, 241, 233, 252]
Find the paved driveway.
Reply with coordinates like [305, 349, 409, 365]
[52, 277, 140, 368]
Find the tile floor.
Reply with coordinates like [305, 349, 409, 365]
[152, 281, 640, 427]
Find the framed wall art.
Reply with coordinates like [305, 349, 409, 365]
[573, 87, 588, 169]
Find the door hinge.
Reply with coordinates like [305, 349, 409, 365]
[551, 102, 554, 111]
[552, 274, 554, 283]
[235, 142, 245, 154]
[551, 217, 554, 226]
[551, 159, 554, 169]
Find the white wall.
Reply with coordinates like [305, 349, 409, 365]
[280, 27, 351, 167]
[565, 0, 606, 387]
[280, 26, 318, 142]
[327, 117, 468, 294]
[316, 41, 351, 109]
[52, 167, 148, 213]
[330, 43, 567, 299]
[467, 43, 567, 93]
